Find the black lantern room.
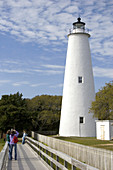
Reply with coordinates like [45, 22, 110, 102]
[73, 17, 85, 30]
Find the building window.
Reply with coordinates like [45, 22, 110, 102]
[78, 76, 83, 83]
[80, 117, 84, 124]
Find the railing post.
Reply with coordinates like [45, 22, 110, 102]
[46, 150, 48, 163]
[37, 144, 39, 155]
[111, 152, 113, 170]
[42, 148, 44, 160]
[56, 156, 59, 170]
[40, 146, 42, 157]
[50, 152, 53, 168]
[64, 160, 68, 168]
[72, 165, 76, 170]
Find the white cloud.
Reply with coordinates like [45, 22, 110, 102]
[0, 0, 76, 45]
[64, 6, 79, 13]
[0, 69, 24, 73]
[29, 64, 64, 75]
[50, 83, 63, 88]
[0, 59, 64, 76]
[6, 61, 18, 64]
[0, 80, 11, 84]
[93, 66, 113, 78]
[30, 83, 47, 87]
[12, 81, 29, 86]
[42, 64, 64, 69]
[0, 0, 113, 98]
[45, 70, 63, 75]
[0, 0, 113, 67]
[34, 69, 63, 75]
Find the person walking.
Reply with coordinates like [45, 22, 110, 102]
[22, 130, 27, 144]
[6, 130, 11, 160]
[9, 129, 19, 160]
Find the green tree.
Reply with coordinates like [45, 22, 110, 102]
[0, 92, 31, 133]
[0, 92, 62, 135]
[26, 95, 62, 132]
[89, 81, 113, 120]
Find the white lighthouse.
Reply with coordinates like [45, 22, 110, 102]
[59, 17, 96, 137]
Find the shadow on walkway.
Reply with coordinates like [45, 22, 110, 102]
[7, 144, 48, 170]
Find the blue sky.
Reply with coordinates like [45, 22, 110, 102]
[0, 0, 113, 99]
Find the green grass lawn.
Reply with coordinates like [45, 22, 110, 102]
[54, 136, 113, 151]
[0, 138, 5, 152]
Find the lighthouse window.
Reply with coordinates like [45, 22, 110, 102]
[80, 117, 84, 124]
[78, 76, 83, 83]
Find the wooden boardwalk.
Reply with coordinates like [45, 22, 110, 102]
[7, 143, 48, 170]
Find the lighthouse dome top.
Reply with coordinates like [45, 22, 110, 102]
[69, 17, 90, 36]
[73, 17, 85, 30]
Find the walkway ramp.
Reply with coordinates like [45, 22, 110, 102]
[7, 144, 48, 170]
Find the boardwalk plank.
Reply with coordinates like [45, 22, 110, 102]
[7, 144, 48, 170]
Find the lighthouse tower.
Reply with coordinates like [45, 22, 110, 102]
[59, 17, 96, 137]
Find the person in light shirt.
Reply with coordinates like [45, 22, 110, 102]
[9, 129, 19, 160]
[22, 130, 27, 144]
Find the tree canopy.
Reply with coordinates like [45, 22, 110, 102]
[89, 81, 113, 120]
[0, 93, 62, 134]
[0, 92, 31, 133]
[26, 95, 62, 132]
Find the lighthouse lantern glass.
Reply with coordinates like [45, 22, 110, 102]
[73, 23, 85, 30]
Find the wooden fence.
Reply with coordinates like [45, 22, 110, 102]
[31, 131, 113, 170]
[26, 136, 98, 170]
[0, 142, 8, 170]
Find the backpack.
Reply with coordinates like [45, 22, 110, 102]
[13, 136, 18, 143]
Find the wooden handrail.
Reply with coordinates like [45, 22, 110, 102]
[0, 142, 8, 170]
[26, 137, 99, 170]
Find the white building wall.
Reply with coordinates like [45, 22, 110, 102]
[111, 124, 113, 139]
[59, 31, 96, 137]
